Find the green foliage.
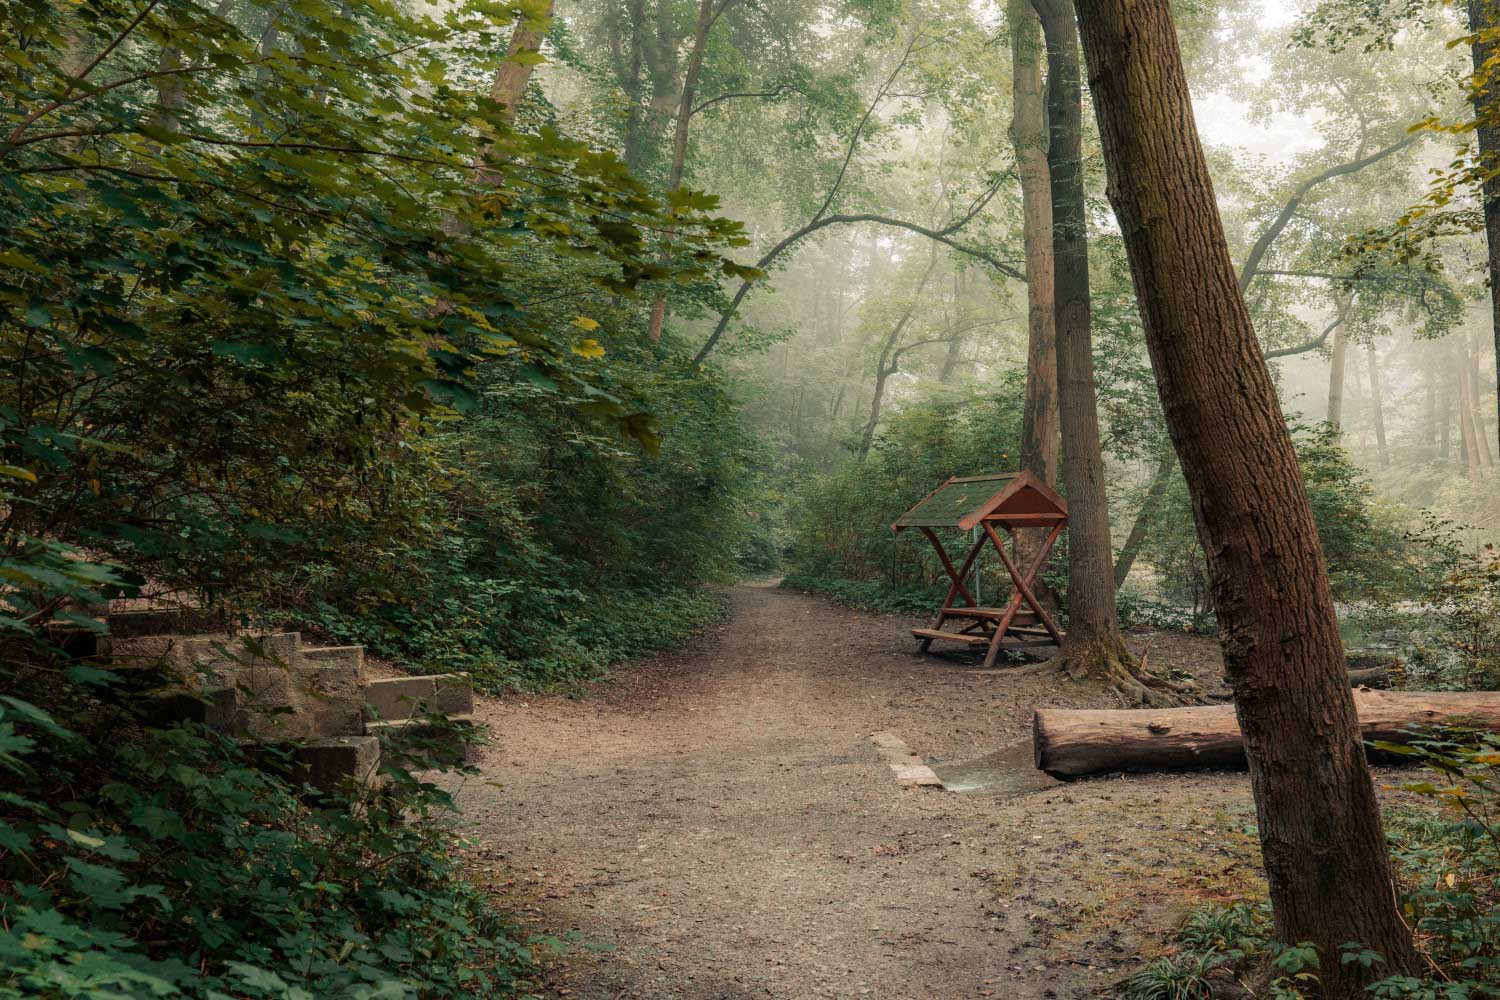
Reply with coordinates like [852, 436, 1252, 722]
[779, 573, 936, 615]
[1147, 732, 1500, 999]
[1348, 519, 1500, 691]
[1136, 423, 1417, 612]
[0, 0, 763, 690]
[785, 376, 1025, 598]
[0, 612, 540, 998]
[1120, 953, 1222, 1000]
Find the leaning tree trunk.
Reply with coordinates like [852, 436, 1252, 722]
[1071, 0, 1421, 992]
[1470, 0, 1500, 459]
[1033, 0, 1159, 699]
[1112, 450, 1175, 587]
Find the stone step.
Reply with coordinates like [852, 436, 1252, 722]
[106, 607, 225, 638]
[248, 735, 383, 795]
[362, 673, 472, 722]
[366, 714, 474, 769]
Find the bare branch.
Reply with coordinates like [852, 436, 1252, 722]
[1237, 135, 1416, 291]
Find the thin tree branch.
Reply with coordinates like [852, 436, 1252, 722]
[690, 174, 1020, 367]
[691, 85, 788, 116]
[1263, 299, 1352, 359]
[7, 0, 163, 146]
[1237, 135, 1416, 292]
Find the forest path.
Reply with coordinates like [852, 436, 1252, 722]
[451, 584, 1263, 1000]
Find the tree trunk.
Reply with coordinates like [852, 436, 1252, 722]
[1460, 333, 1482, 482]
[647, 0, 724, 343]
[1072, 0, 1420, 990]
[857, 255, 939, 459]
[1011, 0, 1059, 489]
[622, 0, 649, 172]
[1473, 324, 1495, 467]
[1469, 0, 1500, 461]
[1365, 340, 1389, 468]
[1034, 689, 1500, 778]
[1113, 450, 1175, 587]
[1011, 0, 1062, 599]
[489, 0, 554, 121]
[1033, 0, 1146, 694]
[1327, 297, 1349, 431]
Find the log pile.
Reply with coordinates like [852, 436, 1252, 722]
[1033, 690, 1500, 779]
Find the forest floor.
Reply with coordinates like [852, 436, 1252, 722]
[447, 582, 1276, 999]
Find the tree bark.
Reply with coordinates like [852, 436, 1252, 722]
[1011, 0, 1059, 489]
[1011, 0, 1062, 598]
[1365, 340, 1389, 468]
[1033, 0, 1141, 691]
[1327, 296, 1350, 431]
[1072, 0, 1420, 990]
[1034, 690, 1500, 778]
[1469, 0, 1500, 461]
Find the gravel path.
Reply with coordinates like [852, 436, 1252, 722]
[451, 583, 1267, 999]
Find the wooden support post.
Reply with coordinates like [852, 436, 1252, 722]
[984, 521, 1064, 644]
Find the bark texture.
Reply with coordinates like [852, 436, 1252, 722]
[1034, 690, 1500, 778]
[1010, 0, 1059, 489]
[1033, 0, 1137, 690]
[1470, 0, 1500, 457]
[1071, 0, 1420, 989]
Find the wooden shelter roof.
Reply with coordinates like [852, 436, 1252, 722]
[892, 470, 1066, 532]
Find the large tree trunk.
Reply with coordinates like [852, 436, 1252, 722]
[1326, 296, 1350, 430]
[1034, 690, 1500, 778]
[1366, 340, 1390, 468]
[1470, 0, 1500, 460]
[1072, 0, 1421, 991]
[1033, 0, 1152, 697]
[1010, 0, 1062, 601]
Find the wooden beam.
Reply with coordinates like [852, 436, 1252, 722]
[984, 521, 1064, 644]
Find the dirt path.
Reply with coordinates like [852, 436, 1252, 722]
[451, 583, 1266, 999]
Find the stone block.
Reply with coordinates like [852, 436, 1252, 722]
[249, 736, 382, 795]
[302, 660, 365, 738]
[366, 715, 474, 769]
[140, 686, 240, 732]
[362, 674, 473, 722]
[107, 607, 224, 638]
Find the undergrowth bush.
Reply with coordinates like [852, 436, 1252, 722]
[0, 631, 543, 999]
[1131, 729, 1500, 999]
[778, 573, 938, 616]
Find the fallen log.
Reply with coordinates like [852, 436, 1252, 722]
[1348, 665, 1389, 689]
[1033, 690, 1500, 779]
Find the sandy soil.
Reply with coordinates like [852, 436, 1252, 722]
[448, 583, 1271, 999]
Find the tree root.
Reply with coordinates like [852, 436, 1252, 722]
[1022, 636, 1196, 707]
